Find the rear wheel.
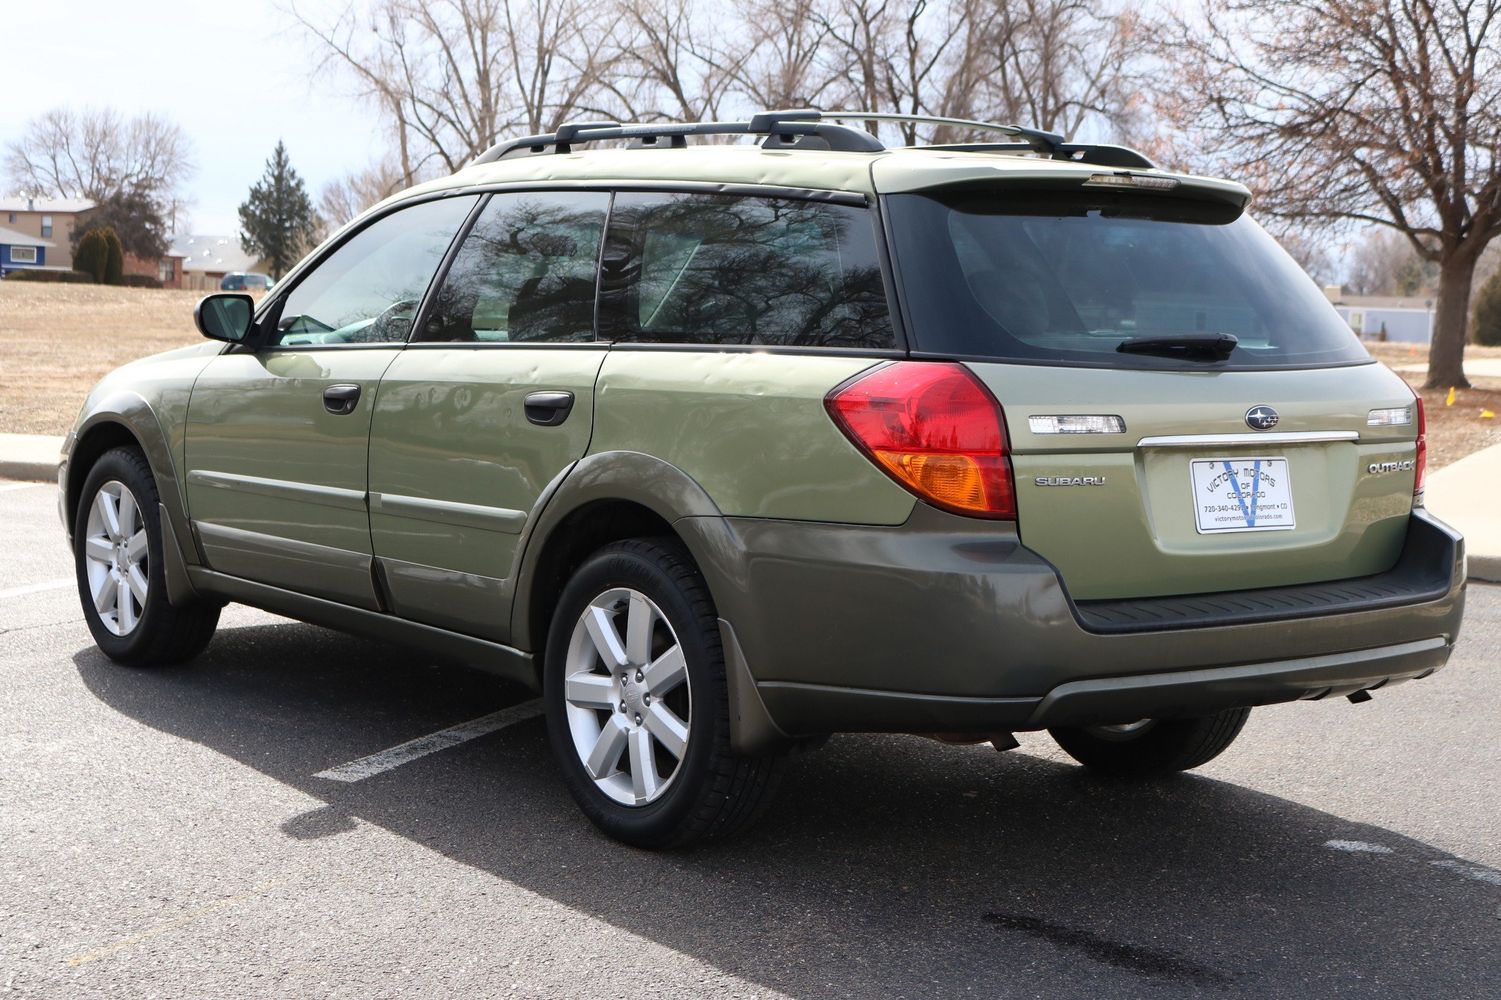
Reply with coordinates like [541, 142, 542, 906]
[75, 447, 220, 666]
[543, 538, 781, 848]
[1048, 707, 1251, 777]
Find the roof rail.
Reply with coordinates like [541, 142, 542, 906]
[822, 111, 1155, 168]
[471, 110, 884, 164]
[467, 108, 1154, 170]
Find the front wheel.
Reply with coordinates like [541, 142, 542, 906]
[1048, 707, 1251, 777]
[75, 447, 220, 666]
[543, 538, 781, 848]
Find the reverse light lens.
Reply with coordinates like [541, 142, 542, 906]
[1028, 414, 1126, 435]
[1083, 173, 1179, 192]
[1367, 406, 1413, 427]
[825, 362, 1016, 519]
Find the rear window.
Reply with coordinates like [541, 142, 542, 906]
[885, 190, 1370, 370]
[599, 191, 895, 350]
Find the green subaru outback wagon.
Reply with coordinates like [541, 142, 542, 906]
[61, 111, 1465, 847]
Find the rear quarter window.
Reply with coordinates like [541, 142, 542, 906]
[599, 191, 895, 350]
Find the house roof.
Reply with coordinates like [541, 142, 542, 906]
[0, 196, 95, 214]
[0, 225, 55, 248]
[168, 234, 259, 273]
[1330, 295, 1435, 311]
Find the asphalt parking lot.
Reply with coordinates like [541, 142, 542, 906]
[2, 478, 1499, 999]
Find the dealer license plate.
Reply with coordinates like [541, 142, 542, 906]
[1190, 457, 1295, 534]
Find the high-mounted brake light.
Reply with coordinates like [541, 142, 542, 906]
[1413, 393, 1427, 504]
[825, 362, 1016, 519]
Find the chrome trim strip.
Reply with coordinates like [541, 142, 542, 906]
[1136, 431, 1360, 448]
[370, 492, 527, 534]
[187, 470, 368, 511]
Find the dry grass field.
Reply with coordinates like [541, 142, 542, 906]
[1, 282, 1497, 467]
[0, 282, 207, 434]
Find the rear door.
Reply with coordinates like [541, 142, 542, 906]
[366, 190, 610, 639]
[882, 181, 1422, 600]
[184, 195, 477, 607]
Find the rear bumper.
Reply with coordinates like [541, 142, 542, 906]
[682, 506, 1464, 736]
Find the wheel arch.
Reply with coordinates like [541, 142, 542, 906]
[66, 394, 194, 566]
[510, 451, 726, 661]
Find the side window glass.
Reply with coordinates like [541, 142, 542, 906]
[270, 196, 477, 347]
[419, 190, 608, 343]
[600, 192, 894, 349]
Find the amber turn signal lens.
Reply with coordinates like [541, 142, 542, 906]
[825, 362, 1016, 519]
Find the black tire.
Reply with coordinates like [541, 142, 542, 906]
[543, 537, 782, 848]
[1048, 707, 1251, 777]
[74, 446, 220, 667]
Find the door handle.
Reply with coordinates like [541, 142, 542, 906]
[323, 383, 362, 415]
[524, 390, 575, 426]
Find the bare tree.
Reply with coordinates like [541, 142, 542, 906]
[3, 106, 193, 203]
[289, 0, 624, 177]
[318, 158, 412, 233]
[1347, 228, 1436, 297]
[1164, 0, 1501, 388]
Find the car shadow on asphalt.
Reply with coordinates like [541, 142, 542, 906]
[74, 620, 1501, 999]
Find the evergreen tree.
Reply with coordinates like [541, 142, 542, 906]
[102, 228, 125, 285]
[74, 190, 170, 260]
[73, 228, 109, 283]
[1474, 269, 1501, 347]
[237, 141, 319, 279]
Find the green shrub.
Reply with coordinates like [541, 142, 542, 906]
[1475, 268, 1501, 346]
[102, 228, 125, 285]
[117, 274, 163, 288]
[73, 228, 108, 283]
[4, 268, 94, 283]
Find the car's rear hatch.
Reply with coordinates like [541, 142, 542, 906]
[877, 156, 1423, 600]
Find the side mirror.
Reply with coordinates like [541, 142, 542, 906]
[194, 293, 255, 343]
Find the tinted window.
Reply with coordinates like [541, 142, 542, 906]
[599, 192, 894, 349]
[886, 190, 1370, 370]
[419, 190, 607, 343]
[271, 196, 477, 346]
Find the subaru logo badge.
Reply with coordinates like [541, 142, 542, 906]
[1245, 405, 1279, 431]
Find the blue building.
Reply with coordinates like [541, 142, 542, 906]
[0, 225, 54, 276]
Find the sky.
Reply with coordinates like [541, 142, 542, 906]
[1, 0, 385, 234]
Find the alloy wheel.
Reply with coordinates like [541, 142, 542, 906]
[82, 480, 149, 636]
[562, 587, 692, 806]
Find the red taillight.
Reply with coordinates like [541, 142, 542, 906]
[1413, 393, 1427, 500]
[825, 362, 1016, 519]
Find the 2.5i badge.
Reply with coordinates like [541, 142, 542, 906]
[1189, 457, 1296, 534]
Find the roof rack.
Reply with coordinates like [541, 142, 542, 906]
[472, 110, 884, 163]
[822, 112, 1155, 168]
[469, 108, 1154, 169]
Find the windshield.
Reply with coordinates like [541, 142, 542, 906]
[885, 190, 1370, 370]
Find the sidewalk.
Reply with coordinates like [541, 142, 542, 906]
[0, 433, 62, 483]
[1425, 442, 1501, 583]
[0, 431, 1495, 581]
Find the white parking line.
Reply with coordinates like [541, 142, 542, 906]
[1431, 859, 1501, 887]
[313, 699, 543, 783]
[0, 482, 46, 493]
[0, 578, 74, 600]
[1323, 840, 1394, 854]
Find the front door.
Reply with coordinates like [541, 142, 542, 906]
[367, 190, 611, 639]
[184, 195, 479, 607]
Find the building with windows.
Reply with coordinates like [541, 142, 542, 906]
[1323, 286, 1436, 344]
[0, 197, 96, 272]
[0, 225, 55, 276]
[169, 234, 268, 290]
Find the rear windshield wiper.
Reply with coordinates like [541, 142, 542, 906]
[1116, 333, 1238, 361]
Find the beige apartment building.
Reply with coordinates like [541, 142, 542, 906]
[0, 197, 96, 271]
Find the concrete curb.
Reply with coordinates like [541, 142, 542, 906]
[0, 434, 62, 484]
[1467, 554, 1501, 585]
